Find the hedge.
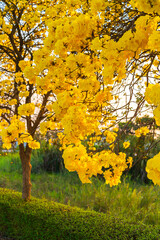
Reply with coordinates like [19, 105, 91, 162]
[0, 188, 160, 240]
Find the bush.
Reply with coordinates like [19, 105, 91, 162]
[42, 145, 64, 173]
[31, 141, 64, 173]
[0, 188, 160, 240]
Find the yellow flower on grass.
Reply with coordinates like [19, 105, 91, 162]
[123, 141, 130, 149]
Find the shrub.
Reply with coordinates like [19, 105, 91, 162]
[0, 188, 160, 240]
[30, 141, 64, 173]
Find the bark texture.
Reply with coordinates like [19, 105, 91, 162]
[19, 144, 32, 201]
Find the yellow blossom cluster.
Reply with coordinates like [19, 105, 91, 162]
[135, 127, 149, 138]
[145, 84, 160, 126]
[130, 0, 160, 15]
[61, 104, 99, 145]
[0, 116, 39, 149]
[63, 144, 132, 186]
[18, 103, 35, 116]
[146, 152, 160, 185]
[145, 84, 160, 184]
[28, 140, 40, 149]
[103, 130, 117, 144]
[40, 121, 56, 135]
[123, 141, 130, 149]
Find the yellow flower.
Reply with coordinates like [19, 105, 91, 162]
[28, 140, 40, 149]
[9, 99, 17, 105]
[146, 152, 160, 185]
[123, 141, 130, 149]
[135, 127, 149, 138]
[113, 127, 118, 132]
[2, 143, 12, 149]
[18, 103, 35, 116]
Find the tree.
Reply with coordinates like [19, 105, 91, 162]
[0, 0, 159, 201]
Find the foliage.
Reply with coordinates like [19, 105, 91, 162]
[32, 141, 64, 173]
[1, 188, 160, 240]
[115, 116, 160, 182]
[0, 152, 21, 173]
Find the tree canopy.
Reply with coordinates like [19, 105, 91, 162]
[0, 0, 160, 200]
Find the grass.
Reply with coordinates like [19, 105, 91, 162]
[1, 188, 160, 240]
[0, 151, 160, 226]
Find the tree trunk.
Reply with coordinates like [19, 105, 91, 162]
[19, 144, 32, 201]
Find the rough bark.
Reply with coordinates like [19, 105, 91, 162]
[19, 144, 32, 201]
